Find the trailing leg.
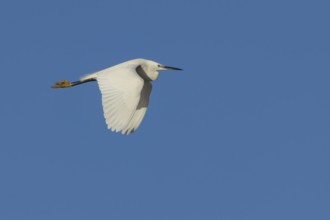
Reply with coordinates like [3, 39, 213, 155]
[51, 78, 96, 88]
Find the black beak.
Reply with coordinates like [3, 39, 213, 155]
[163, 65, 183, 71]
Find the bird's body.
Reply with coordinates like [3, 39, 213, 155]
[52, 58, 182, 134]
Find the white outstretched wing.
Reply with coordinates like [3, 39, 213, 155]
[96, 65, 151, 134]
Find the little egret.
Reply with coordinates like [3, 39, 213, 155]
[51, 58, 182, 134]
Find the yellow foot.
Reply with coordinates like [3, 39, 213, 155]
[51, 80, 72, 88]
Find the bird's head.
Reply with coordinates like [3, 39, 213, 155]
[137, 59, 182, 81]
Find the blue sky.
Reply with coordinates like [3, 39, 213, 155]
[1, 0, 330, 219]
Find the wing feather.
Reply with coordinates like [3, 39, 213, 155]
[96, 66, 145, 133]
[123, 82, 152, 134]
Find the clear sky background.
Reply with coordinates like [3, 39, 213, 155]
[0, 0, 329, 219]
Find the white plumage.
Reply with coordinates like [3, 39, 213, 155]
[52, 58, 182, 134]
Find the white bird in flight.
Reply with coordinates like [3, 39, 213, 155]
[52, 58, 182, 134]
